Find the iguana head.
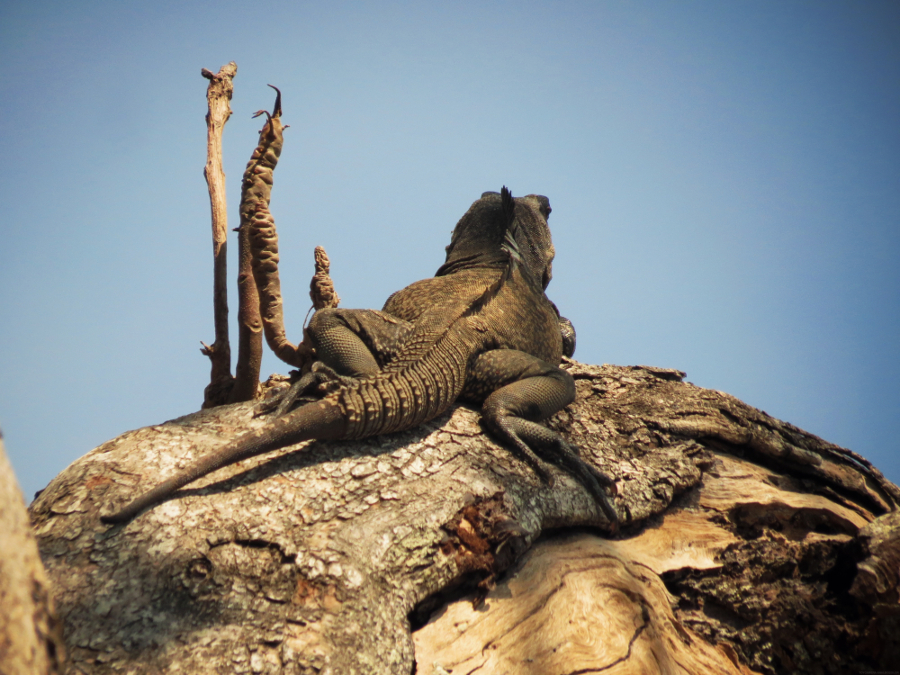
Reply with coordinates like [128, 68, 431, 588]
[436, 189, 556, 289]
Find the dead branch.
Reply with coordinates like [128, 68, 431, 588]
[247, 201, 309, 367]
[245, 89, 341, 370]
[229, 86, 288, 402]
[200, 62, 237, 408]
[230, 225, 263, 402]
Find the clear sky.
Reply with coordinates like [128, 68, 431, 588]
[1, 1, 897, 500]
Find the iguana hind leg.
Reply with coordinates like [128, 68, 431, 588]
[309, 308, 415, 375]
[468, 350, 619, 530]
[260, 308, 415, 416]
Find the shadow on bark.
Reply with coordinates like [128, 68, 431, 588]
[30, 362, 899, 674]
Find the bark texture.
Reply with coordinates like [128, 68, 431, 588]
[0, 436, 66, 675]
[229, 88, 286, 403]
[199, 62, 237, 408]
[29, 362, 899, 674]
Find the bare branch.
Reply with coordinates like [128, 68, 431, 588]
[200, 62, 237, 408]
[229, 86, 285, 401]
[245, 90, 342, 370]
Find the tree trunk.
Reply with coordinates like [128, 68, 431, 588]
[29, 361, 900, 674]
[0, 436, 66, 675]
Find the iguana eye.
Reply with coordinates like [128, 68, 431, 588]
[542, 262, 553, 289]
[535, 196, 551, 219]
[522, 195, 551, 220]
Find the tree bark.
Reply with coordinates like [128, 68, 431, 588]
[229, 220, 264, 403]
[245, 91, 333, 370]
[200, 62, 237, 408]
[229, 87, 286, 403]
[0, 436, 66, 675]
[29, 362, 899, 674]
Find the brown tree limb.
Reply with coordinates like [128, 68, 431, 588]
[30, 362, 900, 673]
[229, 220, 263, 402]
[0, 435, 65, 675]
[229, 86, 287, 402]
[242, 85, 296, 367]
[245, 90, 341, 371]
[248, 201, 309, 367]
[200, 62, 237, 408]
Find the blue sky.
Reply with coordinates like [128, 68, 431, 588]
[1, 1, 898, 500]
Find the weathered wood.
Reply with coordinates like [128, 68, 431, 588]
[199, 62, 237, 408]
[244, 87, 319, 371]
[414, 453, 875, 674]
[309, 246, 339, 311]
[849, 509, 900, 667]
[414, 532, 761, 675]
[29, 362, 899, 674]
[0, 436, 65, 675]
[229, 88, 289, 403]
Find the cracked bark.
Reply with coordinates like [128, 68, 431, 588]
[29, 362, 899, 674]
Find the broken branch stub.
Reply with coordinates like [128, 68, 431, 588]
[200, 62, 237, 408]
[310, 245, 340, 310]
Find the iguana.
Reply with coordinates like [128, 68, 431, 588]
[101, 188, 618, 527]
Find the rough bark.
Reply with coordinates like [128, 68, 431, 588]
[199, 62, 237, 408]
[229, 89, 288, 403]
[309, 247, 340, 311]
[230, 217, 263, 402]
[244, 86, 312, 371]
[233, 89, 344, 396]
[29, 362, 899, 674]
[246, 87, 338, 371]
[0, 436, 66, 675]
[247, 201, 307, 368]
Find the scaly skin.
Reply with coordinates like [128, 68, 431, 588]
[101, 189, 618, 528]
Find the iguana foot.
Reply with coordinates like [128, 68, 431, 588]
[255, 364, 352, 418]
[469, 350, 619, 531]
[489, 415, 619, 532]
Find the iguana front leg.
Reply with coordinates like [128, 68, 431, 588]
[466, 350, 619, 530]
[550, 301, 577, 358]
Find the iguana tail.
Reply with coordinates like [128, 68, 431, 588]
[100, 400, 345, 525]
[102, 187, 524, 525]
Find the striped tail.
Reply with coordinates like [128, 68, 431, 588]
[336, 238, 519, 439]
[337, 329, 473, 438]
